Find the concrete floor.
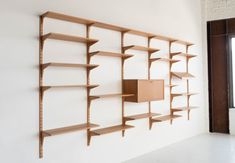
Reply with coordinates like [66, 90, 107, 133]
[124, 134, 235, 163]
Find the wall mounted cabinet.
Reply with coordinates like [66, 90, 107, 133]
[123, 79, 164, 103]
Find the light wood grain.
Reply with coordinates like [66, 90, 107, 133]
[89, 51, 133, 59]
[42, 123, 99, 137]
[42, 33, 98, 45]
[124, 113, 161, 121]
[151, 115, 182, 122]
[90, 124, 134, 135]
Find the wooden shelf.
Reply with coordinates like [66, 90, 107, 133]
[171, 92, 198, 98]
[41, 11, 193, 45]
[89, 93, 134, 100]
[171, 106, 198, 112]
[42, 123, 99, 137]
[150, 58, 180, 64]
[166, 84, 178, 88]
[90, 124, 134, 136]
[89, 51, 133, 59]
[124, 113, 161, 121]
[42, 11, 95, 25]
[171, 72, 195, 79]
[41, 33, 98, 45]
[172, 40, 194, 46]
[123, 45, 160, 53]
[170, 52, 196, 59]
[151, 115, 182, 122]
[41, 62, 99, 70]
[40, 84, 99, 92]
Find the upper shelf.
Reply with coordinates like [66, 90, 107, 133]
[41, 33, 98, 45]
[42, 123, 99, 137]
[41, 62, 99, 70]
[171, 106, 198, 112]
[89, 51, 133, 59]
[124, 113, 160, 121]
[170, 52, 196, 59]
[171, 72, 195, 79]
[151, 114, 182, 122]
[150, 58, 180, 64]
[123, 45, 160, 53]
[40, 84, 99, 92]
[89, 93, 134, 100]
[41, 11, 193, 45]
[89, 124, 134, 136]
[171, 40, 194, 46]
[171, 92, 198, 98]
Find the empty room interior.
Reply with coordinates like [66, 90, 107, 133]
[1, 0, 235, 163]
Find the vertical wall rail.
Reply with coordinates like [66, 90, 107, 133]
[147, 37, 152, 129]
[39, 16, 44, 158]
[121, 31, 126, 137]
[86, 24, 92, 145]
[169, 41, 173, 124]
[186, 45, 190, 120]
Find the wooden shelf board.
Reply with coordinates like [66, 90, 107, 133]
[41, 84, 99, 91]
[42, 62, 99, 70]
[172, 40, 194, 46]
[90, 124, 134, 136]
[153, 35, 177, 42]
[150, 58, 180, 63]
[42, 123, 99, 137]
[41, 11, 95, 25]
[41, 11, 193, 44]
[126, 29, 155, 37]
[171, 92, 198, 97]
[151, 115, 182, 122]
[165, 84, 178, 88]
[171, 106, 198, 112]
[123, 45, 160, 53]
[41, 33, 98, 45]
[171, 52, 196, 58]
[171, 72, 195, 79]
[93, 22, 128, 32]
[89, 51, 133, 59]
[124, 113, 161, 121]
[89, 93, 134, 100]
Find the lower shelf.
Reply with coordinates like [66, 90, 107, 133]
[89, 124, 134, 136]
[124, 113, 161, 121]
[42, 123, 99, 137]
[151, 114, 182, 122]
[171, 106, 198, 112]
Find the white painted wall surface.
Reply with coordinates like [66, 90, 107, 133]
[0, 0, 206, 163]
[206, 0, 235, 21]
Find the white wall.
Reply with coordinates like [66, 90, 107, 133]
[206, 0, 235, 135]
[0, 0, 207, 163]
[206, 0, 235, 21]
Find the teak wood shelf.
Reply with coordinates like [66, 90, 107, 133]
[40, 84, 99, 92]
[171, 72, 195, 79]
[89, 51, 133, 59]
[122, 45, 160, 54]
[124, 113, 161, 121]
[150, 115, 182, 123]
[89, 124, 134, 137]
[42, 123, 99, 137]
[39, 11, 198, 158]
[42, 33, 98, 45]
[41, 62, 99, 71]
[171, 106, 198, 112]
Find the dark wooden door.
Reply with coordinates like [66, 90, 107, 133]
[207, 20, 229, 133]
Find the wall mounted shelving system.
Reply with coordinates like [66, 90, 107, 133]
[39, 11, 197, 158]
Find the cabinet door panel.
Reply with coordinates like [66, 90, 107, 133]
[138, 80, 164, 102]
